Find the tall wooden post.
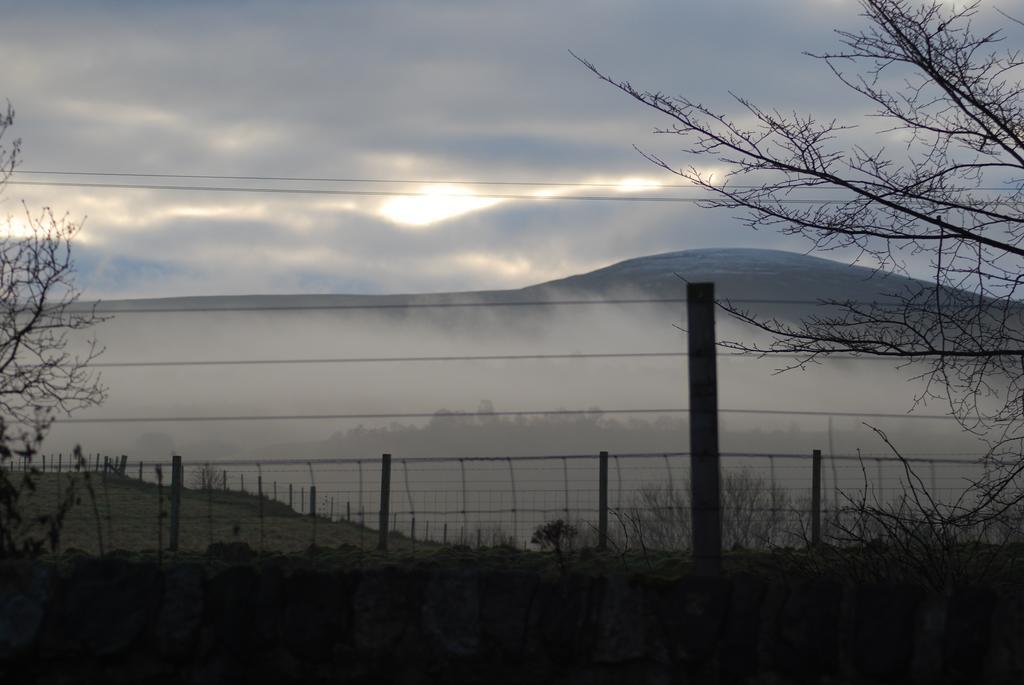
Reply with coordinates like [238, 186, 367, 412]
[309, 485, 317, 517]
[687, 282, 722, 576]
[598, 451, 609, 550]
[378, 453, 392, 551]
[811, 449, 822, 546]
[169, 455, 182, 552]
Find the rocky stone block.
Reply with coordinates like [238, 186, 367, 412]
[718, 574, 765, 683]
[988, 590, 1024, 683]
[479, 570, 538, 658]
[592, 576, 647, 664]
[649, 576, 732, 665]
[156, 563, 205, 660]
[535, 574, 600, 663]
[352, 567, 420, 651]
[281, 569, 351, 661]
[851, 584, 922, 679]
[770, 579, 841, 678]
[0, 561, 53, 660]
[205, 563, 283, 658]
[944, 586, 997, 682]
[60, 558, 162, 657]
[421, 570, 480, 658]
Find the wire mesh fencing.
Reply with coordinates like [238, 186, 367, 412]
[10, 447, 1010, 555]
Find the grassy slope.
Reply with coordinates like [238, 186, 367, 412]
[14, 470, 414, 555]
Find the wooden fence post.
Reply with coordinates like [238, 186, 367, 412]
[687, 282, 722, 576]
[598, 451, 609, 550]
[138, 461, 143, 481]
[258, 475, 265, 551]
[811, 449, 822, 546]
[309, 485, 317, 517]
[169, 455, 182, 552]
[289, 483, 293, 509]
[378, 453, 392, 551]
[223, 471, 228, 492]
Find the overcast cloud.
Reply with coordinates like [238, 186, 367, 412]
[1, 0, 1019, 299]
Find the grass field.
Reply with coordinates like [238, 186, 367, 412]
[12, 469, 417, 555]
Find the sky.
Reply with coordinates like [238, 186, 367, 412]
[0, 0, 1018, 300]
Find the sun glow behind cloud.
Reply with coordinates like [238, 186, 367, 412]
[377, 185, 504, 227]
[1, 215, 36, 239]
[614, 177, 663, 192]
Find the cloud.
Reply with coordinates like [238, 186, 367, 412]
[377, 185, 505, 227]
[1, 0, 1013, 298]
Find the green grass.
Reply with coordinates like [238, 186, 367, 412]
[14, 469, 419, 555]
[12, 468, 1024, 589]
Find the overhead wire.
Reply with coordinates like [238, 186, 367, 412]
[87, 350, 899, 368]
[14, 169, 1024, 193]
[79, 296, 910, 314]
[7, 179, 879, 204]
[51, 406, 967, 424]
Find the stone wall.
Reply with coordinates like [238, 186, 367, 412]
[0, 558, 1020, 684]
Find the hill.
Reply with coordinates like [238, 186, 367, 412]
[77, 248, 931, 316]
[15, 470, 415, 555]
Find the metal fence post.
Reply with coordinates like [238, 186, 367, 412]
[598, 451, 609, 550]
[687, 282, 722, 576]
[169, 455, 182, 552]
[378, 453, 392, 551]
[811, 449, 822, 546]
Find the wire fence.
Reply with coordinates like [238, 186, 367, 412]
[12, 448, 1001, 555]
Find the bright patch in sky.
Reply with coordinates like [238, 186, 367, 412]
[451, 252, 533, 279]
[377, 185, 503, 227]
[615, 177, 662, 193]
[1, 215, 35, 239]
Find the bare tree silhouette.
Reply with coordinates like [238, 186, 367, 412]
[578, 0, 1024, 548]
[0, 103, 105, 557]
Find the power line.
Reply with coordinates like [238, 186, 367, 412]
[88, 350, 893, 368]
[79, 297, 891, 314]
[94, 352, 688, 368]
[7, 179, 873, 203]
[15, 169, 700, 189]
[15, 169, 1024, 193]
[52, 406, 965, 424]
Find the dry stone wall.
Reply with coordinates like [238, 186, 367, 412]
[0, 558, 1020, 684]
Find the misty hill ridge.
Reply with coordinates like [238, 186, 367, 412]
[84, 248, 924, 310]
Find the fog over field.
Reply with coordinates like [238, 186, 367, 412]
[45, 249, 992, 467]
